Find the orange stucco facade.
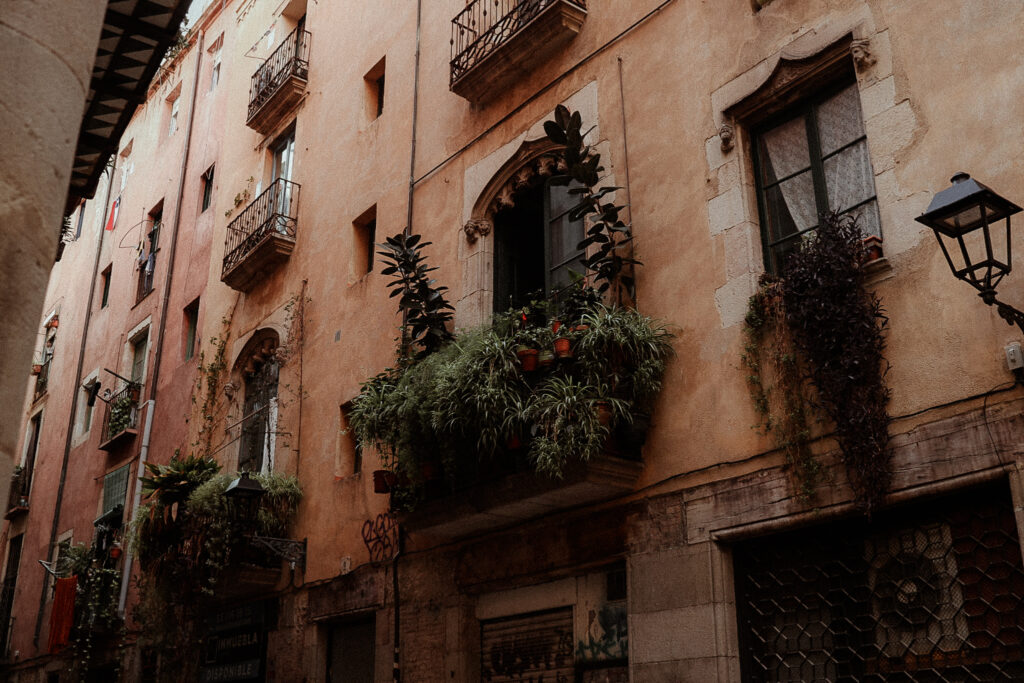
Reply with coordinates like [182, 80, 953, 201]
[4, 0, 1024, 680]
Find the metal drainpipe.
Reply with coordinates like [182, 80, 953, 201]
[32, 164, 114, 647]
[118, 30, 204, 614]
[393, 2, 420, 679]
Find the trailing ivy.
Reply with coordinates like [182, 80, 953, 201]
[782, 213, 891, 511]
[741, 277, 820, 500]
[742, 213, 891, 511]
[58, 543, 124, 680]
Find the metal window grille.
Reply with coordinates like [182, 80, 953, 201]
[734, 483, 1024, 682]
[102, 465, 131, 514]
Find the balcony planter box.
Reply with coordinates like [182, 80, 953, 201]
[397, 454, 641, 539]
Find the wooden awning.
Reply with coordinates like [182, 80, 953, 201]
[65, 0, 190, 214]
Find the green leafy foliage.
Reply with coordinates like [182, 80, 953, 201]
[742, 213, 890, 510]
[131, 462, 301, 680]
[377, 233, 455, 357]
[742, 277, 820, 500]
[781, 213, 891, 511]
[58, 542, 124, 679]
[349, 288, 673, 502]
[544, 105, 640, 305]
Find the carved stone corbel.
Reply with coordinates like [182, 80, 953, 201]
[851, 38, 876, 70]
[463, 218, 493, 243]
[719, 123, 735, 153]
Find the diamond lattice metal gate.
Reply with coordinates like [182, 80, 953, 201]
[734, 483, 1024, 682]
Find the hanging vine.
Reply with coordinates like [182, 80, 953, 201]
[741, 277, 820, 500]
[742, 213, 891, 511]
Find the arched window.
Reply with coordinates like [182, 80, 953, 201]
[237, 331, 280, 473]
[490, 153, 584, 312]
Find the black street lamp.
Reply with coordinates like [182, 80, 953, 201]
[916, 172, 1024, 332]
[224, 472, 306, 570]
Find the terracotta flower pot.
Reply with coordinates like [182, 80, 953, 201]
[109, 545, 123, 560]
[517, 348, 540, 371]
[551, 320, 562, 334]
[862, 235, 884, 263]
[46, 318, 59, 330]
[30, 364, 42, 375]
[538, 350, 555, 369]
[373, 469, 397, 494]
[595, 400, 613, 426]
[553, 337, 572, 359]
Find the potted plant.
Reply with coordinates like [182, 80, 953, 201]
[30, 363, 42, 375]
[862, 234, 884, 262]
[45, 316, 59, 330]
[553, 335, 573, 359]
[516, 345, 540, 371]
[538, 349, 555, 369]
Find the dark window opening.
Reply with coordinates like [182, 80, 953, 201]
[239, 335, 280, 474]
[201, 165, 215, 212]
[0, 535, 24, 653]
[22, 414, 42, 497]
[364, 58, 386, 121]
[492, 171, 584, 313]
[341, 404, 361, 475]
[326, 616, 375, 683]
[184, 298, 200, 361]
[100, 265, 111, 309]
[137, 207, 162, 304]
[353, 205, 377, 276]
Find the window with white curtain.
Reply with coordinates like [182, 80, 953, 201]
[754, 81, 880, 273]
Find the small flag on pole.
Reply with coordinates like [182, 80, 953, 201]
[104, 196, 121, 231]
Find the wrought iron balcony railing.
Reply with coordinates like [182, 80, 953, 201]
[247, 26, 310, 125]
[450, 0, 586, 96]
[100, 382, 141, 448]
[221, 178, 300, 288]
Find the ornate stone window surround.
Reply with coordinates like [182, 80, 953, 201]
[457, 82, 607, 329]
[705, 11, 912, 329]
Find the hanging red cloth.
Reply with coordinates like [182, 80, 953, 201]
[47, 576, 77, 653]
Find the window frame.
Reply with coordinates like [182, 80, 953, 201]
[746, 70, 878, 273]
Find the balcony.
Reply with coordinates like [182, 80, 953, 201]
[4, 468, 30, 520]
[221, 179, 300, 291]
[400, 452, 641, 539]
[99, 382, 141, 452]
[450, 0, 587, 103]
[246, 26, 310, 134]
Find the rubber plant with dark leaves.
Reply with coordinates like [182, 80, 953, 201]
[377, 233, 455, 359]
[544, 104, 639, 306]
